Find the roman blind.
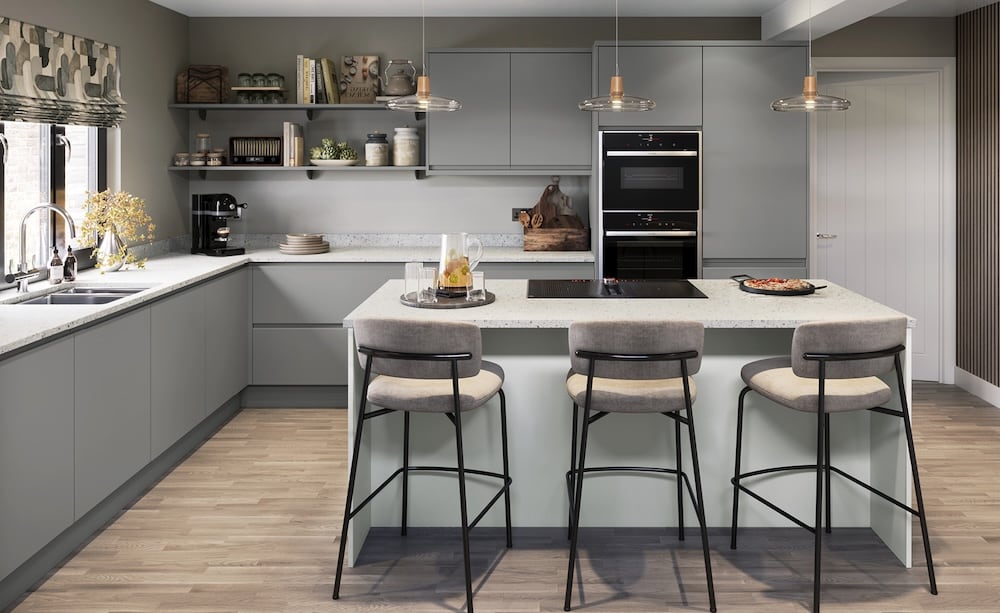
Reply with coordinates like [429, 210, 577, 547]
[0, 15, 126, 128]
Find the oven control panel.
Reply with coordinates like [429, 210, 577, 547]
[603, 211, 698, 232]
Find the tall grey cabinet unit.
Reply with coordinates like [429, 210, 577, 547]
[427, 50, 592, 171]
[701, 45, 809, 278]
[150, 288, 207, 457]
[74, 309, 152, 516]
[595, 45, 703, 127]
[0, 339, 75, 579]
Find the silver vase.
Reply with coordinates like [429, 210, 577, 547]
[97, 229, 124, 272]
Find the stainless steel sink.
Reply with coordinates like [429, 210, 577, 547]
[63, 286, 148, 295]
[20, 293, 130, 305]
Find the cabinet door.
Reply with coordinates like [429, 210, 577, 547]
[427, 52, 511, 167]
[252, 263, 397, 324]
[510, 52, 593, 168]
[0, 339, 75, 578]
[75, 309, 151, 517]
[206, 268, 250, 410]
[702, 46, 807, 260]
[252, 327, 349, 385]
[150, 287, 206, 457]
[597, 45, 702, 127]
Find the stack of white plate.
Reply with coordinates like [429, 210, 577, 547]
[279, 233, 329, 255]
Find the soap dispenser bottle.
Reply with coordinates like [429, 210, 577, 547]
[48, 246, 64, 285]
[63, 245, 77, 282]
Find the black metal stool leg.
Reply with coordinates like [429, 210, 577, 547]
[499, 389, 513, 548]
[813, 376, 827, 613]
[895, 358, 937, 595]
[824, 412, 832, 534]
[452, 404, 475, 613]
[567, 403, 579, 540]
[682, 368, 716, 613]
[675, 418, 685, 541]
[564, 400, 592, 611]
[333, 369, 373, 600]
[731, 386, 751, 550]
[402, 411, 410, 536]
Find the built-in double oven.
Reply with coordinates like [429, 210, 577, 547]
[599, 130, 701, 279]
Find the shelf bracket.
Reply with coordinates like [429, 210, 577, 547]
[306, 168, 316, 180]
[414, 111, 426, 121]
[197, 169, 207, 180]
[197, 109, 207, 121]
[415, 169, 427, 180]
[306, 108, 315, 121]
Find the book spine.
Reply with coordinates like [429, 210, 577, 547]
[309, 58, 316, 104]
[316, 64, 326, 104]
[295, 54, 303, 104]
[321, 58, 339, 104]
[282, 121, 291, 166]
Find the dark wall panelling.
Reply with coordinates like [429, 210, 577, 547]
[957, 3, 1000, 387]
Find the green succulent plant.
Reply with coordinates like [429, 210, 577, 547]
[310, 138, 358, 161]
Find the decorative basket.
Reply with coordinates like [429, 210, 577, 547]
[523, 228, 590, 251]
[175, 65, 229, 103]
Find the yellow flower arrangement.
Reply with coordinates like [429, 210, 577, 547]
[79, 190, 156, 270]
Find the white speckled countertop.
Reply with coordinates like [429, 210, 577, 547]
[0, 247, 594, 358]
[343, 279, 915, 329]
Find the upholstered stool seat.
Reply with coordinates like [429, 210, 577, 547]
[742, 357, 891, 413]
[562, 320, 716, 613]
[730, 317, 936, 613]
[333, 318, 512, 613]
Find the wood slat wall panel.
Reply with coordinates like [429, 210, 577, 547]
[957, 4, 1000, 387]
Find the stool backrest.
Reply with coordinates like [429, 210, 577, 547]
[569, 320, 704, 380]
[354, 318, 482, 379]
[791, 316, 907, 379]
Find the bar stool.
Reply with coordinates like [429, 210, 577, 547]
[333, 318, 513, 613]
[563, 320, 716, 612]
[729, 317, 936, 612]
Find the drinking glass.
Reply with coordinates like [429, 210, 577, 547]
[418, 267, 438, 303]
[468, 271, 485, 301]
[404, 262, 421, 300]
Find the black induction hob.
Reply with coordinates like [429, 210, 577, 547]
[527, 279, 707, 299]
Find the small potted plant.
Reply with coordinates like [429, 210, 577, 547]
[79, 190, 156, 272]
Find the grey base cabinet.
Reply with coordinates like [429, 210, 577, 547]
[74, 309, 152, 516]
[205, 269, 250, 410]
[0, 339, 75, 579]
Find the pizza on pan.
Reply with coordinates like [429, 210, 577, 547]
[742, 277, 813, 292]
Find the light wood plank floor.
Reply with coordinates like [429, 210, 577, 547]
[9, 383, 1000, 612]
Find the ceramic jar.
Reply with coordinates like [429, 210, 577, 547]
[365, 132, 389, 166]
[393, 127, 420, 166]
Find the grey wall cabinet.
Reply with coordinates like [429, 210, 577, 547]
[701, 45, 808, 267]
[595, 45, 702, 127]
[205, 269, 250, 410]
[74, 309, 152, 516]
[150, 288, 207, 457]
[427, 50, 592, 171]
[0, 339, 75, 579]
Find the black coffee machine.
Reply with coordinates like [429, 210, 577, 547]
[191, 193, 248, 256]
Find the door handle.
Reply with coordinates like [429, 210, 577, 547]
[816, 233, 838, 239]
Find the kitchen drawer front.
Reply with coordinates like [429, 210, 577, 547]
[252, 263, 397, 324]
[252, 327, 349, 385]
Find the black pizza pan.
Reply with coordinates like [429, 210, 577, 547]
[730, 274, 827, 296]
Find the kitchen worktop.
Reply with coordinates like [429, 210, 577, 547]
[0, 247, 594, 359]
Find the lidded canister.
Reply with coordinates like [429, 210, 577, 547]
[365, 132, 389, 166]
[393, 126, 420, 166]
[194, 133, 211, 153]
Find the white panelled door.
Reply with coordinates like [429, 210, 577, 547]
[813, 71, 943, 382]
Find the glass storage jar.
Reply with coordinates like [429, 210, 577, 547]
[393, 127, 420, 166]
[365, 132, 389, 166]
[194, 133, 211, 153]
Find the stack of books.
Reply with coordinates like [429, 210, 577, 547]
[282, 122, 304, 166]
[295, 55, 340, 104]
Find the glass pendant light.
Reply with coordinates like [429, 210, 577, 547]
[578, 0, 655, 112]
[386, 0, 461, 112]
[771, 0, 850, 112]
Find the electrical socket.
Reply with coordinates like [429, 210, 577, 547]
[511, 208, 528, 222]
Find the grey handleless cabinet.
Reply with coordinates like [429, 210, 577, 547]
[701, 45, 808, 267]
[74, 309, 152, 516]
[427, 50, 592, 171]
[595, 45, 702, 127]
[205, 269, 249, 410]
[150, 288, 207, 457]
[0, 339, 75, 579]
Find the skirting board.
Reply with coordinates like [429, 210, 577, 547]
[955, 368, 1000, 409]
[241, 385, 348, 408]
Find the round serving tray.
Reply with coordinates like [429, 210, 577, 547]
[731, 274, 827, 296]
[400, 291, 495, 309]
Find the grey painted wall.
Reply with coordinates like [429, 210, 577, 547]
[814, 17, 955, 57]
[3, 0, 190, 240]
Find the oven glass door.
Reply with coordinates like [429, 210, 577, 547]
[603, 234, 699, 279]
[602, 153, 699, 211]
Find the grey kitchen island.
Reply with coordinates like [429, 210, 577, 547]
[341, 278, 916, 568]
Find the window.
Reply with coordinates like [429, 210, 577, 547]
[1, 120, 106, 288]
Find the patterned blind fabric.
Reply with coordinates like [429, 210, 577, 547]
[0, 16, 126, 128]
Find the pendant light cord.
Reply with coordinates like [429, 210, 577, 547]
[421, 0, 427, 77]
[807, 0, 813, 76]
[615, 0, 620, 76]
